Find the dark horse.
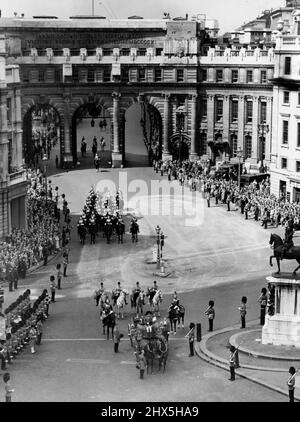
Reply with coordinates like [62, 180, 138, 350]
[137, 337, 168, 374]
[104, 221, 113, 244]
[269, 233, 300, 274]
[77, 225, 86, 245]
[130, 221, 139, 243]
[116, 220, 125, 244]
[101, 310, 116, 339]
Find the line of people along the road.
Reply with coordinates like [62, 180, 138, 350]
[0, 288, 53, 401]
[0, 168, 71, 292]
[77, 187, 139, 245]
[154, 158, 300, 231]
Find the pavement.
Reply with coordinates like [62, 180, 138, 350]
[1, 166, 298, 402]
[195, 321, 300, 401]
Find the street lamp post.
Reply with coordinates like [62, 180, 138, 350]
[236, 147, 244, 191]
[42, 153, 49, 202]
[257, 123, 269, 172]
[155, 225, 161, 269]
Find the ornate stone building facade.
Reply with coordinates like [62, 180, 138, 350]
[0, 35, 27, 239]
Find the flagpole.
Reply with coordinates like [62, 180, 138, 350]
[92, 0, 95, 16]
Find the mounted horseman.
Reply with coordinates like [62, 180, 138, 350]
[77, 217, 87, 245]
[269, 221, 300, 274]
[104, 216, 113, 244]
[116, 216, 125, 244]
[130, 217, 139, 243]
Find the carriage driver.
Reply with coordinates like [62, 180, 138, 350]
[152, 280, 158, 292]
[135, 282, 141, 294]
[281, 219, 294, 260]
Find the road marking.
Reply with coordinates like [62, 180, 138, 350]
[66, 358, 110, 364]
[120, 361, 136, 365]
[43, 337, 186, 342]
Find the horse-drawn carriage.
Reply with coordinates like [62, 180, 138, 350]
[128, 312, 169, 374]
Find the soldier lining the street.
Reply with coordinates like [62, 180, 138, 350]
[187, 322, 195, 357]
[204, 300, 215, 332]
[50, 275, 56, 303]
[229, 345, 237, 381]
[238, 296, 247, 329]
[287, 366, 297, 402]
[258, 287, 268, 325]
[3, 372, 14, 402]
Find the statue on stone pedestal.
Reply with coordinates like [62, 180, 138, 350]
[269, 229, 300, 274]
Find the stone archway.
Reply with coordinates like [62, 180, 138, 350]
[22, 103, 62, 168]
[168, 133, 191, 162]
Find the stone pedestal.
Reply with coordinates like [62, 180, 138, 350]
[262, 273, 300, 348]
[162, 152, 172, 162]
[189, 153, 199, 162]
[111, 152, 123, 168]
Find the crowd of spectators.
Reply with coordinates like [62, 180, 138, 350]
[0, 288, 52, 369]
[0, 169, 68, 285]
[154, 158, 300, 229]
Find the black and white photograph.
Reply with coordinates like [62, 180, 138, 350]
[0, 0, 300, 406]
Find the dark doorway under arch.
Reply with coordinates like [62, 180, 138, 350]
[72, 102, 112, 169]
[168, 135, 190, 162]
[23, 104, 61, 169]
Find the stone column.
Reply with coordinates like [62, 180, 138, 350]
[0, 94, 9, 180]
[207, 94, 215, 161]
[162, 93, 172, 161]
[189, 94, 198, 161]
[252, 96, 258, 162]
[112, 92, 122, 167]
[237, 96, 245, 151]
[265, 97, 272, 168]
[15, 89, 23, 167]
[63, 96, 72, 156]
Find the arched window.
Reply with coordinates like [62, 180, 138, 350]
[230, 134, 237, 157]
[200, 132, 207, 156]
[245, 135, 252, 159]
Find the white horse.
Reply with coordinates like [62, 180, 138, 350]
[152, 289, 163, 317]
[116, 289, 129, 319]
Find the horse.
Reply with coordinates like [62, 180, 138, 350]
[116, 220, 125, 244]
[155, 337, 168, 373]
[130, 221, 139, 243]
[101, 310, 116, 340]
[116, 289, 129, 319]
[151, 289, 163, 317]
[168, 304, 180, 334]
[131, 290, 146, 317]
[89, 223, 97, 245]
[104, 221, 113, 244]
[77, 225, 86, 245]
[269, 233, 300, 274]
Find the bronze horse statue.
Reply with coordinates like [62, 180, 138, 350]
[269, 233, 300, 274]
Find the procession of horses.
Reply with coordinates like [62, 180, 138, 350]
[94, 282, 186, 375]
[77, 187, 139, 245]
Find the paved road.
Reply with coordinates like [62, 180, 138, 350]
[5, 167, 292, 402]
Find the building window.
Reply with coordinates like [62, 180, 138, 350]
[21, 69, 29, 83]
[296, 161, 300, 172]
[200, 97, 207, 119]
[103, 48, 112, 56]
[138, 68, 146, 81]
[281, 157, 287, 169]
[297, 122, 300, 147]
[230, 134, 238, 157]
[103, 68, 111, 82]
[122, 67, 129, 82]
[231, 100, 238, 122]
[137, 48, 146, 56]
[201, 69, 207, 81]
[284, 57, 291, 75]
[283, 91, 290, 104]
[155, 48, 163, 56]
[154, 69, 162, 82]
[282, 120, 289, 144]
[120, 48, 130, 56]
[38, 69, 45, 82]
[6, 98, 11, 123]
[177, 69, 184, 82]
[231, 70, 239, 83]
[200, 132, 207, 155]
[216, 99, 223, 121]
[246, 101, 253, 123]
[261, 70, 267, 83]
[245, 135, 252, 159]
[87, 68, 95, 82]
[246, 70, 253, 83]
[216, 69, 223, 82]
[54, 69, 61, 82]
[298, 92, 300, 105]
[260, 101, 267, 123]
